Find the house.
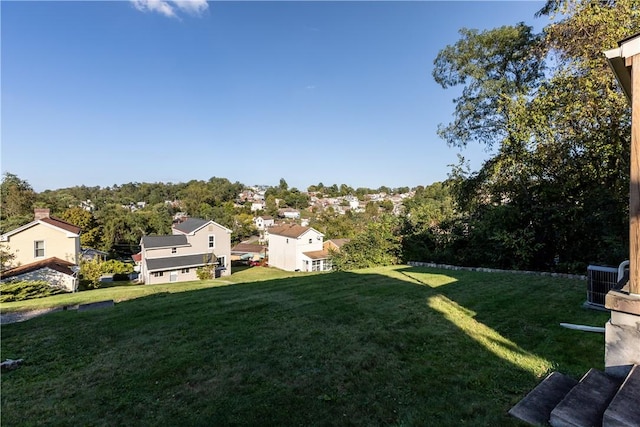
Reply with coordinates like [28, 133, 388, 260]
[0, 257, 78, 292]
[231, 243, 267, 262]
[254, 215, 275, 231]
[0, 209, 81, 267]
[80, 247, 108, 261]
[324, 239, 350, 253]
[279, 208, 300, 219]
[139, 218, 232, 285]
[268, 224, 332, 272]
[251, 202, 266, 212]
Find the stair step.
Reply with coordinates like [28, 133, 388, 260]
[603, 365, 640, 427]
[509, 372, 578, 426]
[550, 369, 623, 427]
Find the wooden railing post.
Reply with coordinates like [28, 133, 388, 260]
[630, 53, 640, 295]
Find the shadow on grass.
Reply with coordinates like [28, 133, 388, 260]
[1, 266, 606, 426]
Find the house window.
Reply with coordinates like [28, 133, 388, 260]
[34, 240, 45, 258]
[309, 238, 312, 244]
[181, 268, 190, 274]
[286, 238, 289, 244]
[312, 260, 321, 272]
[217, 256, 226, 268]
[153, 272, 164, 277]
[208, 235, 215, 249]
[171, 247, 177, 254]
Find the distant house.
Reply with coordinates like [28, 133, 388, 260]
[231, 243, 267, 262]
[279, 208, 300, 219]
[268, 224, 332, 272]
[254, 215, 275, 231]
[0, 257, 78, 292]
[139, 218, 232, 285]
[251, 202, 266, 212]
[80, 248, 108, 262]
[0, 209, 81, 267]
[324, 239, 350, 253]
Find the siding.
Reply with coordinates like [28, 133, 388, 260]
[4, 223, 79, 266]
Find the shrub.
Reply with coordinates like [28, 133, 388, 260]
[0, 280, 64, 303]
[196, 265, 215, 280]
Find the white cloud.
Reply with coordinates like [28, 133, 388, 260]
[173, 0, 208, 16]
[131, 0, 208, 19]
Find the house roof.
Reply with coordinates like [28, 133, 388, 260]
[173, 218, 232, 234]
[326, 238, 350, 249]
[268, 224, 323, 239]
[302, 249, 331, 260]
[145, 253, 215, 272]
[41, 217, 82, 234]
[81, 247, 108, 256]
[231, 243, 266, 254]
[141, 234, 188, 249]
[1, 257, 76, 280]
[1, 216, 82, 240]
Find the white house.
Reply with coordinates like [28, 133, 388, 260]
[254, 215, 275, 231]
[0, 257, 78, 292]
[267, 224, 332, 272]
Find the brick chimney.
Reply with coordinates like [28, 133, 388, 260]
[34, 208, 50, 220]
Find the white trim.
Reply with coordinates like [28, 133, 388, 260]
[620, 35, 640, 58]
[1, 219, 80, 240]
[34, 240, 46, 258]
[175, 220, 232, 236]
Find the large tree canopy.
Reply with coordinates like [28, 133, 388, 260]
[431, 0, 640, 272]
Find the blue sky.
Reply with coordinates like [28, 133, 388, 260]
[2, 1, 546, 192]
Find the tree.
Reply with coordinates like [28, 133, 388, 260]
[433, 23, 545, 149]
[60, 207, 102, 248]
[332, 214, 402, 270]
[0, 244, 17, 270]
[1, 173, 36, 233]
[429, 0, 639, 272]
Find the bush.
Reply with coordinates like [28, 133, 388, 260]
[0, 280, 64, 303]
[196, 265, 214, 280]
[80, 259, 134, 289]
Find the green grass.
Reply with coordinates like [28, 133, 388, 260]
[0, 266, 302, 313]
[1, 266, 609, 426]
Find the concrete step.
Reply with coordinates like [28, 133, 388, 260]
[550, 369, 624, 427]
[603, 365, 640, 427]
[508, 372, 578, 426]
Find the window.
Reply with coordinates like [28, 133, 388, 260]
[309, 238, 312, 244]
[217, 256, 226, 268]
[34, 241, 45, 258]
[153, 272, 164, 277]
[171, 247, 177, 254]
[312, 260, 321, 272]
[181, 268, 190, 274]
[208, 235, 215, 249]
[286, 238, 289, 244]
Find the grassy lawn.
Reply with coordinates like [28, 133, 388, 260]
[0, 266, 301, 313]
[1, 266, 608, 426]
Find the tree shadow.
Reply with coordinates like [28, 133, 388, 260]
[1, 266, 605, 426]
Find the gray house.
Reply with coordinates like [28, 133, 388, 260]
[139, 218, 232, 284]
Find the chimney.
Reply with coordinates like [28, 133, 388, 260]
[34, 208, 50, 220]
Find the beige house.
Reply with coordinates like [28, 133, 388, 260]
[1, 209, 81, 267]
[268, 224, 332, 272]
[140, 218, 232, 285]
